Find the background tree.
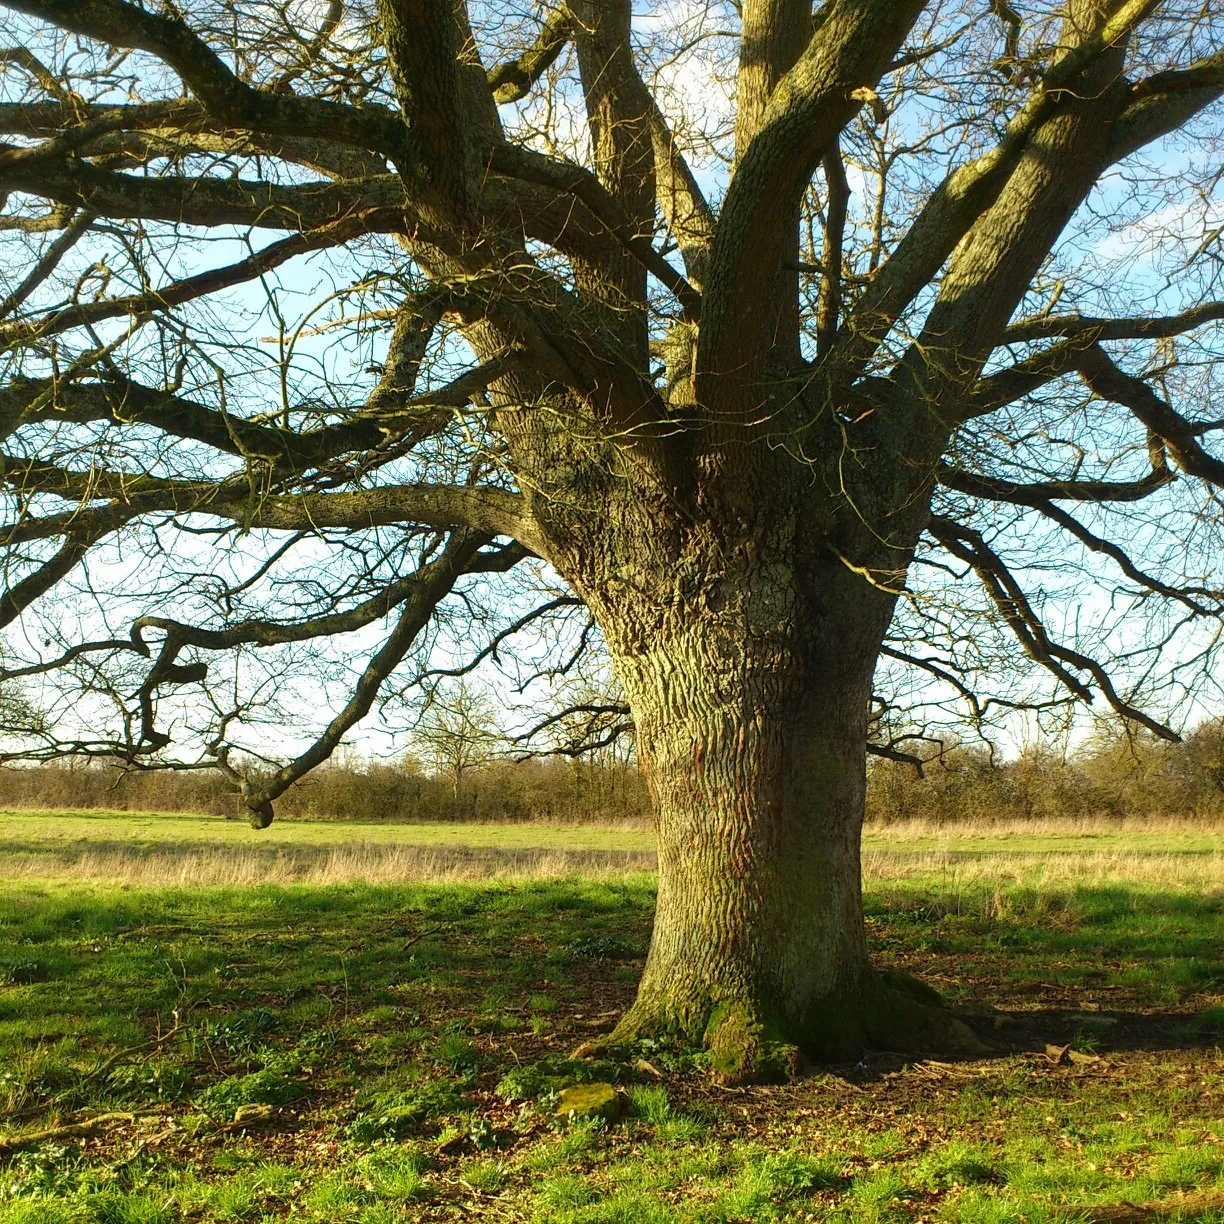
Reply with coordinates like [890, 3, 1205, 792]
[1, 0, 1224, 1076]
[413, 679, 503, 801]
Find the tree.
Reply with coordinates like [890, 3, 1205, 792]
[1, 0, 1223, 1076]
[413, 679, 502, 801]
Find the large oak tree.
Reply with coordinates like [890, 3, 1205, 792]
[1, 0, 1224, 1076]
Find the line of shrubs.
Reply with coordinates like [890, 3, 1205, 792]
[865, 719, 1224, 824]
[0, 755, 653, 824]
[1, 718, 1222, 824]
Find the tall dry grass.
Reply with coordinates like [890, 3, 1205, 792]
[863, 813, 1224, 841]
[0, 843, 657, 887]
[6, 836, 1222, 890]
[861, 846, 1224, 891]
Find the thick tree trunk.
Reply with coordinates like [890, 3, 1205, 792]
[575, 541, 981, 1079]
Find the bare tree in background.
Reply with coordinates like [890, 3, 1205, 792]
[2, 0, 1224, 1074]
[413, 679, 502, 801]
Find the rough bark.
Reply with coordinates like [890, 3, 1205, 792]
[544, 462, 982, 1079]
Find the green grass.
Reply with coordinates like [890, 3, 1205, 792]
[1, 858, 1223, 1223]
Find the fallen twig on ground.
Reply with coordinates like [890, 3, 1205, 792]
[0, 1112, 134, 1157]
[1068, 1190, 1224, 1222]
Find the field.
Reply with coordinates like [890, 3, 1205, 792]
[1, 810, 1223, 1223]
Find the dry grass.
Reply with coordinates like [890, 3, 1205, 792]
[865, 812, 1224, 841]
[861, 846, 1224, 890]
[6, 837, 1222, 890]
[0, 808, 655, 850]
[0, 842, 658, 887]
[3, 805, 1220, 888]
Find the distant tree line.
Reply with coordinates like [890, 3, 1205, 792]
[2, 719, 1223, 826]
[867, 720, 1224, 825]
[0, 754, 651, 824]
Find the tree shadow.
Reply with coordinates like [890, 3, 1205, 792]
[993, 1005, 1224, 1055]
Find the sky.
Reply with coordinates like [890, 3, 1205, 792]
[1, 0, 1223, 773]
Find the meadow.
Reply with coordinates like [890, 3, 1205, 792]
[0, 809, 1222, 1223]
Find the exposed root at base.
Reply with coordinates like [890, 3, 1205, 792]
[580, 970, 989, 1085]
[1067, 1190, 1224, 1224]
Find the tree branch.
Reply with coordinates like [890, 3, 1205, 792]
[1026, 499, 1220, 616]
[489, 142, 701, 319]
[1076, 345, 1224, 487]
[0, 523, 124, 627]
[0, 99, 387, 179]
[832, 0, 1174, 380]
[3, 154, 411, 234]
[699, 0, 926, 399]
[5, 0, 420, 179]
[487, 8, 573, 104]
[0, 208, 93, 321]
[1003, 301, 1224, 345]
[937, 463, 1173, 506]
[929, 514, 1179, 740]
[0, 473, 539, 552]
[816, 138, 849, 358]
[1110, 47, 1224, 160]
[222, 530, 521, 825]
[376, 0, 478, 213]
[0, 219, 372, 346]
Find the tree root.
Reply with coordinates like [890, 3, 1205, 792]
[584, 968, 988, 1084]
[856, 970, 989, 1061]
[1064, 1189, 1224, 1223]
[0, 1112, 135, 1158]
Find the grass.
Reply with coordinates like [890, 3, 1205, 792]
[3, 809, 1224, 888]
[0, 815, 1223, 1222]
[0, 809, 658, 886]
[0, 807, 656, 849]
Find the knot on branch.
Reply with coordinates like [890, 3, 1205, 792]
[162, 660, 208, 685]
[244, 799, 274, 830]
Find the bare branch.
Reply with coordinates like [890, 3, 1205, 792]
[1004, 302, 1224, 345]
[1077, 346, 1224, 487]
[1, 218, 374, 346]
[937, 463, 1173, 506]
[929, 515, 1179, 741]
[226, 530, 516, 825]
[490, 142, 701, 320]
[0, 208, 92, 321]
[5, 0, 419, 176]
[817, 139, 849, 358]
[700, 0, 926, 396]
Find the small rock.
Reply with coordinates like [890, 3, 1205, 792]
[231, 1104, 276, 1127]
[553, 1082, 620, 1122]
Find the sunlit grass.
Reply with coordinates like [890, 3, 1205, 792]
[1, 825, 1222, 1222]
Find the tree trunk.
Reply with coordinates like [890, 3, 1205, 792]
[576, 538, 981, 1079]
